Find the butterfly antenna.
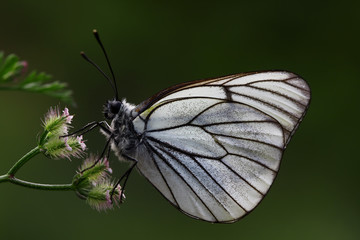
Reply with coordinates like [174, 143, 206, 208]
[92, 29, 119, 100]
[80, 51, 117, 97]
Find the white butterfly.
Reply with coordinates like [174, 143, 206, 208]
[82, 30, 311, 223]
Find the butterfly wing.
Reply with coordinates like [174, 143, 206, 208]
[133, 71, 311, 145]
[129, 71, 310, 222]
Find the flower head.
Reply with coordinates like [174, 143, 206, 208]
[75, 155, 113, 182]
[85, 180, 124, 211]
[72, 156, 123, 211]
[39, 106, 86, 159]
[43, 135, 86, 159]
[42, 106, 73, 136]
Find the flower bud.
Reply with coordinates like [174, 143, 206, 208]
[43, 135, 86, 159]
[42, 106, 72, 136]
[72, 155, 124, 211]
[39, 107, 86, 159]
[73, 155, 112, 184]
[85, 180, 124, 211]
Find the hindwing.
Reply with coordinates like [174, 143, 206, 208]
[129, 71, 310, 222]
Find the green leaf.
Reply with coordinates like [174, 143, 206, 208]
[0, 54, 23, 82]
[0, 52, 75, 105]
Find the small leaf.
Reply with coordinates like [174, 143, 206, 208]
[0, 54, 23, 82]
[21, 71, 37, 85]
[0, 51, 75, 105]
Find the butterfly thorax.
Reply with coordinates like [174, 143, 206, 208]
[104, 99, 138, 158]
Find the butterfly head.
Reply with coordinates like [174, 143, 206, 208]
[104, 99, 122, 120]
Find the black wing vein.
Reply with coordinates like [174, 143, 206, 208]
[143, 141, 180, 208]
[147, 142, 220, 221]
[227, 90, 299, 120]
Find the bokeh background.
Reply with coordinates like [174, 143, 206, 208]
[1, 0, 359, 239]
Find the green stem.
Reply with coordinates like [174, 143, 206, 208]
[0, 145, 74, 190]
[0, 174, 73, 190]
[8, 177, 73, 190]
[7, 146, 40, 176]
[38, 130, 49, 147]
[0, 174, 8, 183]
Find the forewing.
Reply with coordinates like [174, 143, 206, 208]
[132, 71, 311, 144]
[132, 99, 285, 222]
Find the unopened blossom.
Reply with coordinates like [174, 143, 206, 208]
[62, 107, 73, 124]
[85, 179, 124, 211]
[40, 106, 86, 159]
[76, 135, 86, 151]
[75, 155, 113, 183]
[42, 106, 73, 136]
[72, 155, 123, 211]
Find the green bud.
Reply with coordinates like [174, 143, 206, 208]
[39, 107, 86, 159]
[72, 156, 123, 211]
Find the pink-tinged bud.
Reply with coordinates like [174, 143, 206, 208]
[105, 190, 112, 205]
[76, 155, 112, 181]
[81, 180, 123, 212]
[62, 107, 69, 116]
[115, 185, 125, 203]
[62, 107, 73, 124]
[73, 156, 123, 211]
[102, 158, 112, 174]
[40, 106, 87, 160]
[76, 135, 86, 151]
[12, 61, 28, 82]
[42, 106, 70, 135]
[20, 61, 28, 75]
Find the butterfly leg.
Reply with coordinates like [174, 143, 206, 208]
[110, 154, 138, 203]
[61, 120, 111, 137]
[80, 134, 114, 173]
[60, 121, 113, 173]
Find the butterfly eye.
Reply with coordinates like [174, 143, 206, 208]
[110, 101, 121, 113]
[104, 100, 122, 119]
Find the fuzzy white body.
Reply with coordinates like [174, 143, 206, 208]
[101, 99, 138, 162]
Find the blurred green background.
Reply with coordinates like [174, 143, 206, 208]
[1, 0, 359, 239]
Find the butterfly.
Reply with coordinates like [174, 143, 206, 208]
[80, 30, 311, 223]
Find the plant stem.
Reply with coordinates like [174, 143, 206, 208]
[38, 130, 49, 147]
[0, 146, 75, 191]
[0, 174, 73, 190]
[0, 146, 74, 190]
[7, 146, 40, 176]
[8, 177, 73, 190]
[0, 174, 8, 183]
